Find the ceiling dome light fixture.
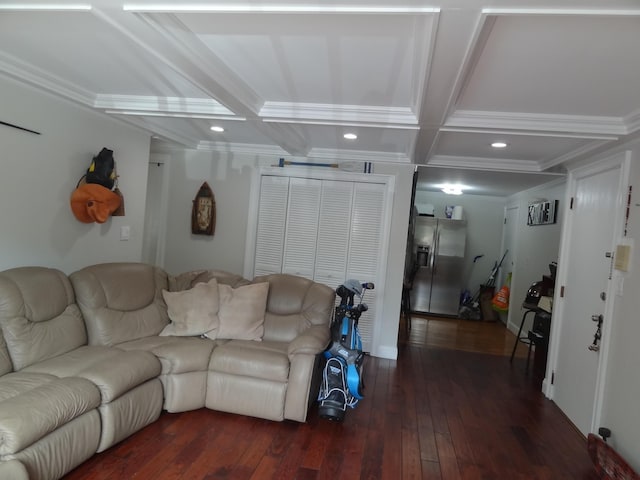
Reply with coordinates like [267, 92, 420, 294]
[343, 133, 357, 140]
[210, 126, 224, 132]
[491, 141, 508, 148]
[439, 183, 466, 195]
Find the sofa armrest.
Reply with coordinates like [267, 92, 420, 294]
[288, 325, 330, 357]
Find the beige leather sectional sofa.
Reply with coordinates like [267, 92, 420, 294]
[0, 263, 335, 480]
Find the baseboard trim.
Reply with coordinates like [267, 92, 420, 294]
[373, 345, 398, 360]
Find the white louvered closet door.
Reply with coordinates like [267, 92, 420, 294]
[252, 174, 388, 353]
[313, 180, 354, 290]
[254, 176, 289, 276]
[346, 182, 386, 352]
[281, 178, 322, 279]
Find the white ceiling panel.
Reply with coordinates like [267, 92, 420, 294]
[458, 15, 640, 117]
[177, 12, 433, 107]
[0, 11, 209, 98]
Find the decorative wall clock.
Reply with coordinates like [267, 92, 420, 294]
[191, 182, 216, 236]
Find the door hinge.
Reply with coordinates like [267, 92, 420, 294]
[560, 286, 565, 297]
[551, 371, 555, 384]
[570, 197, 574, 209]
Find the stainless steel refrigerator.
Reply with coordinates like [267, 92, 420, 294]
[410, 216, 467, 316]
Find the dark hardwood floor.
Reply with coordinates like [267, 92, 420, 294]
[63, 316, 597, 479]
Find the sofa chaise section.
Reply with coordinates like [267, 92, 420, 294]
[0, 267, 163, 454]
[0, 289, 101, 480]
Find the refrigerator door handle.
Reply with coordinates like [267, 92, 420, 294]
[432, 229, 440, 274]
[429, 228, 436, 271]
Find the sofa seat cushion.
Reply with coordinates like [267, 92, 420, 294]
[208, 340, 289, 383]
[0, 372, 57, 401]
[0, 459, 29, 480]
[21, 346, 161, 403]
[0, 374, 100, 455]
[116, 336, 216, 374]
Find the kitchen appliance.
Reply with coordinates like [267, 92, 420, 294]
[410, 216, 467, 316]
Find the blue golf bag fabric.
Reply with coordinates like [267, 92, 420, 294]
[318, 283, 368, 421]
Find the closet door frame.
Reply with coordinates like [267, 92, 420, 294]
[244, 166, 395, 356]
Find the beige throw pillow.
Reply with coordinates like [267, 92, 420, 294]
[160, 278, 220, 337]
[212, 282, 269, 341]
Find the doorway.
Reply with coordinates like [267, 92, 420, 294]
[142, 154, 170, 267]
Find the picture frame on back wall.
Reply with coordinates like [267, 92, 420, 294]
[191, 182, 216, 236]
[527, 199, 558, 226]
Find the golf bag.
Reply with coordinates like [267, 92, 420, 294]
[318, 279, 373, 421]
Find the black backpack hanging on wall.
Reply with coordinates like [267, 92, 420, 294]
[86, 148, 116, 190]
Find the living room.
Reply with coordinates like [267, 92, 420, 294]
[2, 2, 640, 478]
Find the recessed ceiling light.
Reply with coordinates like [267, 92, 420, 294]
[491, 141, 508, 148]
[343, 133, 357, 140]
[210, 126, 224, 133]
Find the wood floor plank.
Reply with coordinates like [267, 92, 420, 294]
[63, 316, 598, 480]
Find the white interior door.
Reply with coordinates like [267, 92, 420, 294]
[552, 158, 625, 435]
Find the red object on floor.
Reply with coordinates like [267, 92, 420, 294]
[588, 433, 640, 480]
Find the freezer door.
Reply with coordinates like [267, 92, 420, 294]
[429, 220, 466, 316]
[411, 216, 437, 313]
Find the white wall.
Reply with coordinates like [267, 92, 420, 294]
[504, 179, 566, 333]
[0, 75, 151, 274]
[160, 149, 256, 276]
[157, 148, 414, 358]
[414, 189, 506, 294]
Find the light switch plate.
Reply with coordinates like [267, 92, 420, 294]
[120, 226, 130, 241]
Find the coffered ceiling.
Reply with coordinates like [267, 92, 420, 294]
[1, 1, 640, 195]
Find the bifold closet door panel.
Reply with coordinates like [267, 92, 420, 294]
[254, 176, 290, 276]
[313, 180, 354, 290]
[281, 178, 322, 279]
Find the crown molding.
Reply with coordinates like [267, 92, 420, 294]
[428, 154, 542, 172]
[0, 4, 91, 11]
[260, 102, 417, 126]
[0, 52, 95, 107]
[196, 141, 288, 157]
[538, 139, 612, 171]
[308, 148, 409, 164]
[123, 5, 439, 14]
[195, 142, 410, 164]
[482, 8, 640, 17]
[446, 110, 626, 136]
[625, 108, 640, 135]
[94, 94, 238, 117]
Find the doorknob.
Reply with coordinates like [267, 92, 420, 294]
[592, 314, 603, 322]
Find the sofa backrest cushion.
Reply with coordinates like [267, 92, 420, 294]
[169, 269, 250, 292]
[70, 263, 170, 346]
[0, 267, 87, 370]
[253, 274, 335, 343]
